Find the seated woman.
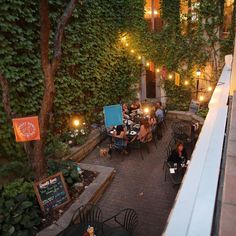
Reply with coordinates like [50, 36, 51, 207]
[109, 125, 128, 155]
[148, 114, 157, 132]
[168, 142, 187, 165]
[131, 118, 152, 143]
[122, 103, 130, 119]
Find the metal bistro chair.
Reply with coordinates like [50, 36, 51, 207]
[109, 136, 128, 159]
[151, 125, 158, 149]
[163, 108, 168, 130]
[128, 132, 151, 160]
[163, 139, 182, 186]
[103, 208, 138, 236]
[69, 204, 103, 235]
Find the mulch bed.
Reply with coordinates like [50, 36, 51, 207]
[39, 169, 97, 230]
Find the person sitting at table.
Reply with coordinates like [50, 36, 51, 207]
[131, 118, 152, 143]
[149, 114, 157, 132]
[130, 99, 141, 112]
[122, 103, 129, 119]
[109, 125, 128, 155]
[155, 102, 164, 124]
[168, 142, 187, 165]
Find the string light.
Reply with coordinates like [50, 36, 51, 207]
[208, 86, 212, 91]
[199, 95, 204, 102]
[169, 74, 173, 79]
[156, 68, 160, 73]
[130, 49, 135, 53]
[184, 80, 189, 85]
[146, 62, 150, 67]
[144, 107, 149, 114]
[125, 43, 129, 47]
[121, 36, 127, 42]
[137, 55, 142, 60]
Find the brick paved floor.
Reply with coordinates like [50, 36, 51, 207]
[81, 120, 190, 236]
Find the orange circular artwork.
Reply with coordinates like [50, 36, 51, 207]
[13, 116, 40, 142]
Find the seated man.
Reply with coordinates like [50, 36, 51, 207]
[155, 102, 164, 123]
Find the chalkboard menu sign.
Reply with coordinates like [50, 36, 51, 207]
[189, 99, 200, 114]
[34, 172, 70, 213]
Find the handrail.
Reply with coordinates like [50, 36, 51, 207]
[163, 56, 232, 236]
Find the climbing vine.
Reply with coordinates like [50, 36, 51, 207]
[0, 0, 149, 160]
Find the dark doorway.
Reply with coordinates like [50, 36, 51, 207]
[146, 69, 156, 98]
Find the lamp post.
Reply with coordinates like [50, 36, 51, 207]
[196, 69, 201, 100]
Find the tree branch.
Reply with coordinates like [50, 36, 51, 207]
[39, 0, 50, 74]
[51, 0, 79, 74]
[0, 74, 12, 120]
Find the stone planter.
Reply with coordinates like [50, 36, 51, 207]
[37, 163, 115, 236]
[167, 110, 205, 125]
[63, 127, 106, 162]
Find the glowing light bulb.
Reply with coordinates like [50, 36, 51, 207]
[146, 62, 150, 67]
[169, 74, 173, 79]
[196, 69, 201, 77]
[208, 86, 212, 92]
[73, 119, 80, 127]
[131, 49, 135, 53]
[156, 68, 160, 73]
[199, 96, 204, 102]
[144, 107, 149, 114]
[125, 43, 129, 47]
[121, 36, 126, 41]
[138, 55, 142, 60]
[184, 80, 189, 85]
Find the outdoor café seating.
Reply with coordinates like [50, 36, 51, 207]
[57, 204, 138, 236]
[163, 136, 191, 186]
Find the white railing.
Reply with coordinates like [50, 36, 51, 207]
[163, 57, 232, 236]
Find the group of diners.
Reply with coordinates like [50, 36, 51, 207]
[107, 99, 166, 156]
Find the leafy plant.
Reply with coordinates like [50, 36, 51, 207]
[197, 108, 209, 118]
[0, 179, 41, 236]
[163, 79, 191, 111]
[48, 160, 83, 186]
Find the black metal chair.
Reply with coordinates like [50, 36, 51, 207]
[103, 208, 138, 236]
[151, 125, 158, 149]
[162, 139, 182, 186]
[108, 136, 128, 159]
[70, 204, 103, 234]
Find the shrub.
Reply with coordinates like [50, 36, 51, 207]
[0, 179, 41, 236]
[48, 160, 83, 187]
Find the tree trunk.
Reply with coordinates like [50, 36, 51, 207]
[1, 0, 80, 181]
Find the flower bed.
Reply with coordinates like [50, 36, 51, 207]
[0, 160, 97, 236]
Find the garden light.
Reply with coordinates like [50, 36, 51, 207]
[199, 95, 204, 102]
[196, 69, 201, 77]
[73, 118, 80, 127]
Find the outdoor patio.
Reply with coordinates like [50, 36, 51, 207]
[80, 119, 194, 235]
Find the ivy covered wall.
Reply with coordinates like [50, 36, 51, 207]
[0, 0, 148, 159]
